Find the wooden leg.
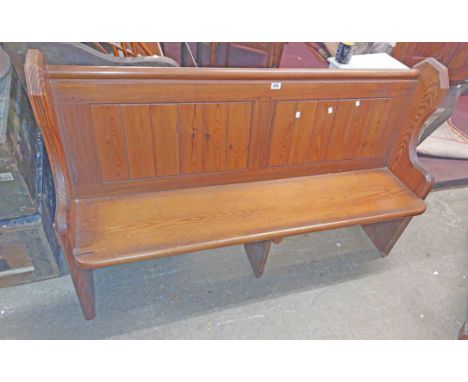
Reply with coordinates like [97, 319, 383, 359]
[68, 259, 96, 320]
[458, 322, 468, 340]
[244, 240, 272, 278]
[361, 217, 411, 257]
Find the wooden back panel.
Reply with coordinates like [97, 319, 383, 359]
[42, 63, 419, 198]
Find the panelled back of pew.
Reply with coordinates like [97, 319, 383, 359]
[47, 65, 418, 199]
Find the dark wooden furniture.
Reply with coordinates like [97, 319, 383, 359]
[163, 43, 285, 68]
[392, 43, 468, 142]
[93, 42, 163, 57]
[392, 43, 468, 85]
[25, 49, 448, 319]
[208, 43, 285, 67]
[1, 43, 178, 85]
[2, 43, 177, 68]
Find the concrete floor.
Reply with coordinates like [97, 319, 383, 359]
[0, 187, 467, 339]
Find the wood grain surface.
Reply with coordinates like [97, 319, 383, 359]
[24, 49, 447, 319]
[73, 169, 425, 269]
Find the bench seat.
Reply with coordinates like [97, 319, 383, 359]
[73, 168, 425, 269]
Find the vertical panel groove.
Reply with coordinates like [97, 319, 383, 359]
[226, 102, 252, 170]
[151, 104, 180, 176]
[360, 99, 393, 157]
[179, 103, 204, 174]
[203, 103, 228, 173]
[58, 104, 103, 184]
[122, 104, 156, 179]
[269, 101, 297, 166]
[325, 100, 355, 161]
[91, 105, 130, 181]
[288, 100, 318, 164]
[119, 104, 132, 177]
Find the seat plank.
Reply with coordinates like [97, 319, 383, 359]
[73, 168, 425, 269]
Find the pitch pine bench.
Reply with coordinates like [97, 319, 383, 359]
[24, 49, 448, 320]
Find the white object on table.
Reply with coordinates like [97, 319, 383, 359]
[328, 53, 409, 70]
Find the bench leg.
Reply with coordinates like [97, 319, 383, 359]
[68, 259, 96, 320]
[361, 217, 411, 256]
[244, 240, 272, 277]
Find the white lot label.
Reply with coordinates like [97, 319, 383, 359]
[0, 172, 14, 182]
[271, 82, 282, 90]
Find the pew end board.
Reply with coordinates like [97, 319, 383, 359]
[25, 49, 448, 319]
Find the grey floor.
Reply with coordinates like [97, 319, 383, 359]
[0, 187, 467, 339]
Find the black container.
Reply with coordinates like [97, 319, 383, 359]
[335, 42, 354, 64]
